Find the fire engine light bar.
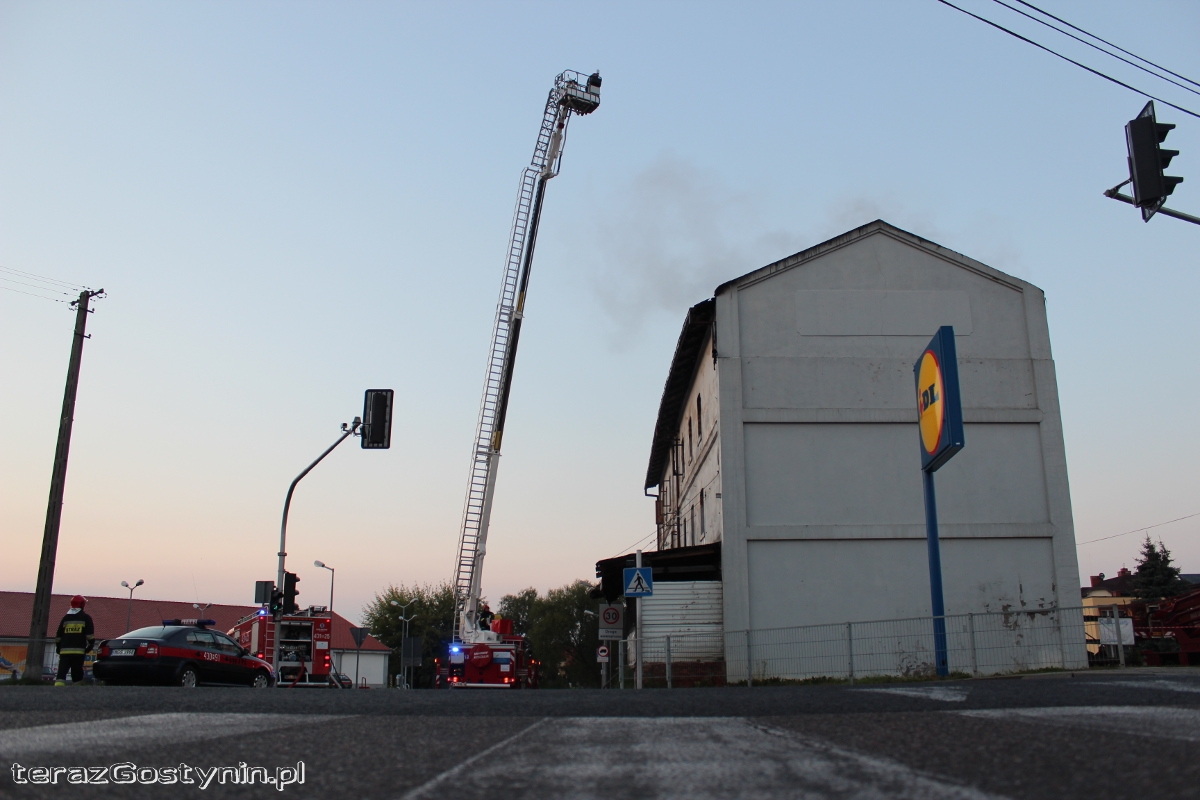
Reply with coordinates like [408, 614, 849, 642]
[257, 609, 269, 616]
[450, 647, 460, 653]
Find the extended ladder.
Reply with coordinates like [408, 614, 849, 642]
[452, 70, 601, 642]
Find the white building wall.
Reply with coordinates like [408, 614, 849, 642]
[658, 330, 723, 549]
[332, 650, 388, 688]
[712, 223, 1086, 672]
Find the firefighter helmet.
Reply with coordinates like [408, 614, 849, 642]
[70, 595, 87, 609]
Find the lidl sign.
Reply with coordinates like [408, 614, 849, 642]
[914, 326, 964, 472]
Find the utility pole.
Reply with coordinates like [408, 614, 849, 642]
[26, 288, 104, 679]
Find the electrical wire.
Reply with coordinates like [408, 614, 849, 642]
[1076, 511, 1200, 546]
[935, 0, 1200, 120]
[0, 275, 78, 297]
[609, 529, 658, 560]
[990, 0, 1200, 98]
[0, 284, 68, 303]
[1013, 0, 1200, 90]
[0, 265, 87, 292]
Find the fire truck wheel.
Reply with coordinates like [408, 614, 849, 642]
[251, 671, 271, 689]
[178, 666, 199, 688]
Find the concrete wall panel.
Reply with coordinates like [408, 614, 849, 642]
[743, 422, 1048, 527]
[746, 537, 1056, 629]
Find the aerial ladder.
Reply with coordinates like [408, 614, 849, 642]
[451, 70, 601, 651]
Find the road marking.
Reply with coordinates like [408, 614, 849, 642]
[1092, 678, 1200, 694]
[0, 713, 350, 759]
[398, 717, 547, 800]
[958, 706, 1200, 743]
[399, 717, 1005, 800]
[862, 686, 970, 702]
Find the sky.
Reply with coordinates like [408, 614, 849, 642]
[2, 0, 1198, 623]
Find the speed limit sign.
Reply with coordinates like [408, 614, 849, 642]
[596, 645, 610, 663]
[598, 603, 623, 640]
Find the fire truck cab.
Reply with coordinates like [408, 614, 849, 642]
[230, 606, 338, 687]
[436, 619, 538, 688]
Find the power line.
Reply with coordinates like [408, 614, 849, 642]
[0, 275, 78, 297]
[990, 0, 1200, 98]
[0, 265, 87, 292]
[609, 529, 657, 560]
[1013, 0, 1200, 90]
[936, 0, 1200, 120]
[0, 284, 69, 303]
[1076, 511, 1200, 546]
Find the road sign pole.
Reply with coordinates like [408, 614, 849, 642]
[635, 550, 643, 690]
[922, 469, 949, 677]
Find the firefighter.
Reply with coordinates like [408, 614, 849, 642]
[54, 596, 95, 686]
[478, 602, 494, 631]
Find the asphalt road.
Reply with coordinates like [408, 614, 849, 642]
[2, 669, 1198, 799]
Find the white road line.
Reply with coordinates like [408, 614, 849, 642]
[958, 706, 1200, 743]
[398, 717, 1007, 800]
[0, 713, 351, 759]
[397, 717, 547, 800]
[862, 686, 970, 702]
[1092, 678, 1200, 694]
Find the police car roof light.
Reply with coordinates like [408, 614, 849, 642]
[161, 618, 216, 627]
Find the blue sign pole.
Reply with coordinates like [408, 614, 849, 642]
[922, 470, 949, 677]
[914, 326, 964, 679]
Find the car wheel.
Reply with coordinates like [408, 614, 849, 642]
[251, 671, 271, 689]
[178, 666, 199, 688]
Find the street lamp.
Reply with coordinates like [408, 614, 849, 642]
[389, 599, 417, 689]
[314, 561, 334, 618]
[120, 579, 144, 633]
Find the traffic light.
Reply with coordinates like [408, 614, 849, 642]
[282, 571, 300, 615]
[361, 389, 394, 450]
[1126, 101, 1183, 221]
[269, 590, 284, 615]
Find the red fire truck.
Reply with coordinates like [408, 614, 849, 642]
[436, 618, 539, 689]
[229, 606, 340, 687]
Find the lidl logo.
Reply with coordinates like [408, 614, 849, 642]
[917, 350, 945, 454]
[913, 326, 964, 473]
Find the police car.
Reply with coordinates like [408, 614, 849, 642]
[93, 619, 275, 688]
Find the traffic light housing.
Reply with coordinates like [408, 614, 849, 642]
[1126, 101, 1183, 221]
[282, 571, 300, 615]
[361, 389, 394, 450]
[269, 590, 284, 615]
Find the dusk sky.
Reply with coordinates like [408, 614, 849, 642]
[3, 1, 1198, 623]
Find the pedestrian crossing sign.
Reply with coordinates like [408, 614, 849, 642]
[623, 567, 653, 598]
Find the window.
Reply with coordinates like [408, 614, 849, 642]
[687, 418, 693, 462]
[213, 633, 242, 655]
[697, 395, 703, 439]
[187, 630, 216, 647]
[690, 506, 696, 547]
[700, 490, 706, 539]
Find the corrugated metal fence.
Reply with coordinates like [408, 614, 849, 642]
[621, 606, 1090, 687]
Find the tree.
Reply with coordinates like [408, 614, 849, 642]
[1131, 535, 1184, 600]
[500, 580, 600, 688]
[362, 582, 456, 688]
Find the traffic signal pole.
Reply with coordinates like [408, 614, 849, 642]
[274, 417, 360, 677]
[1104, 181, 1200, 226]
[26, 289, 104, 681]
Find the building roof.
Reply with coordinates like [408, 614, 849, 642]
[0, 592, 387, 652]
[644, 299, 715, 489]
[644, 219, 1025, 491]
[594, 543, 722, 603]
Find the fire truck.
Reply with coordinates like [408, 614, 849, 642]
[229, 606, 341, 688]
[435, 618, 539, 688]
[443, 69, 600, 687]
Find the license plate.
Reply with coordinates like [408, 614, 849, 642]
[111, 649, 135, 656]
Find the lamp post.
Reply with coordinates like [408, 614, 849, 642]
[390, 599, 416, 689]
[314, 561, 334, 618]
[120, 579, 143, 633]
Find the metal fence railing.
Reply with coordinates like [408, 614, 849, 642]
[611, 607, 1093, 687]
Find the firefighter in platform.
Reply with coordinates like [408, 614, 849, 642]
[54, 595, 95, 685]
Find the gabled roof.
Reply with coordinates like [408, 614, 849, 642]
[645, 220, 1029, 489]
[714, 219, 1025, 297]
[0, 591, 387, 651]
[644, 299, 714, 489]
